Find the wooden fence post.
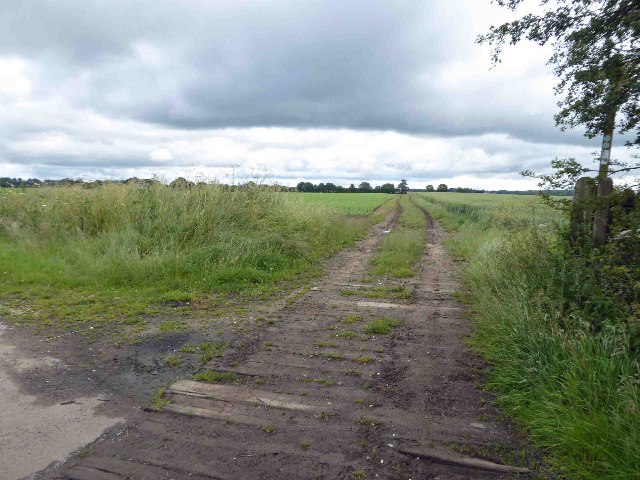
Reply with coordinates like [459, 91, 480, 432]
[570, 177, 596, 244]
[593, 177, 614, 248]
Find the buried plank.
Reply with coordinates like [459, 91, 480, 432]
[63, 457, 220, 480]
[167, 380, 318, 411]
[59, 465, 122, 480]
[162, 402, 268, 426]
[355, 301, 407, 309]
[397, 445, 530, 475]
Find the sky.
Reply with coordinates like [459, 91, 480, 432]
[0, 0, 632, 190]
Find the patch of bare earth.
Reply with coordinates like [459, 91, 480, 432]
[48, 201, 535, 480]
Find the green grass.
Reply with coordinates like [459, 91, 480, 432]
[164, 353, 182, 367]
[193, 370, 237, 383]
[414, 192, 640, 479]
[196, 341, 229, 365]
[0, 184, 379, 332]
[370, 195, 425, 277]
[292, 192, 392, 215]
[150, 387, 169, 410]
[362, 318, 402, 335]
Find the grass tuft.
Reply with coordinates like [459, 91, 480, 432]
[362, 318, 402, 335]
[193, 370, 236, 384]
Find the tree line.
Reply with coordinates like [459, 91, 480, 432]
[296, 180, 409, 194]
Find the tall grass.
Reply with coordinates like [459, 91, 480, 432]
[0, 184, 375, 329]
[414, 193, 640, 479]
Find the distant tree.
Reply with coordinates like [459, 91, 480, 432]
[397, 179, 409, 194]
[436, 184, 448, 192]
[348, 183, 357, 192]
[169, 177, 194, 189]
[425, 185, 435, 192]
[358, 182, 373, 193]
[379, 183, 396, 194]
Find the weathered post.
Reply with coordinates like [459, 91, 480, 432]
[570, 177, 596, 244]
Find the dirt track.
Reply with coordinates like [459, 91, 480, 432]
[20, 200, 533, 479]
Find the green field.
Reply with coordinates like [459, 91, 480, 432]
[414, 192, 639, 480]
[291, 192, 392, 215]
[0, 185, 382, 334]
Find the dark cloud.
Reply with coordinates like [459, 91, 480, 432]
[0, 0, 587, 145]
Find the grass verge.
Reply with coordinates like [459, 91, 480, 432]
[414, 193, 640, 480]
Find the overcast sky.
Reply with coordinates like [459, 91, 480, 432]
[0, 0, 632, 189]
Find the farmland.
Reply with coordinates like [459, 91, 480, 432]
[291, 192, 392, 215]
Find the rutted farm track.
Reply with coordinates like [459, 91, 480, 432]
[54, 198, 532, 480]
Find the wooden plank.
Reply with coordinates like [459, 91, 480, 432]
[167, 380, 317, 412]
[60, 465, 122, 480]
[162, 402, 268, 427]
[397, 445, 530, 474]
[80, 456, 223, 479]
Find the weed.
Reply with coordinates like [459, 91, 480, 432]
[150, 387, 169, 410]
[164, 353, 182, 367]
[354, 416, 382, 427]
[158, 320, 185, 332]
[352, 468, 367, 479]
[314, 377, 335, 386]
[194, 370, 236, 383]
[340, 314, 363, 323]
[362, 318, 402, 335]
[179, 344, 198, 354]
[198, 341, 229, 365]
[333, 329, 358, 339]
[325, 352, 345, 361]
[261, 425, 275, 434]
[300, 439, 311, 450]
[354, 356, 373, 365]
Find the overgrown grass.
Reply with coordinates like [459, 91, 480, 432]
[370, 195, 425, 277]
[415, 193, 640, 479]
[0, 184, 378, 331]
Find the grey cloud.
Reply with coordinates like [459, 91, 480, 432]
[0, 0, 588, 145]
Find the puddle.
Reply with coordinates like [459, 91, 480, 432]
[0, 322, 123, 479]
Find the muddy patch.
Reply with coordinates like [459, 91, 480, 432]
[0, 322, 124, 480]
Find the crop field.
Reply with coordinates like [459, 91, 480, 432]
[0, 185, 382, 335]
[291, 192, 392, 215]
[414, 192, 639, 480]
